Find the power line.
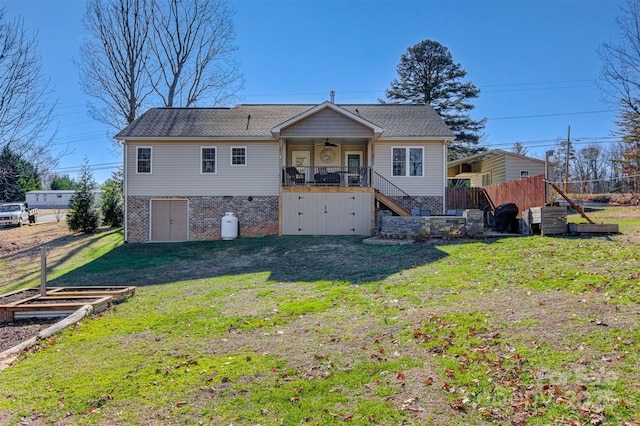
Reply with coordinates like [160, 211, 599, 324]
[52, 162, 121, 174]
[487, 110, 612, 121]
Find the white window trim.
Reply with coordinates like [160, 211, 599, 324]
[201, 146, 217, 174]
[520, 170, 530, 178]
[230, 146, 247, 166]
[136, 146, 152, 174]
[392, 146, 424, 177]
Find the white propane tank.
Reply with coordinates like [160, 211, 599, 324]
[221, 212, 238, 240]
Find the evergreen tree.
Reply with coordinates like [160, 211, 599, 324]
[67, 162, 100, 234]
[100, 169, 123, 227]
[50, 174, 79, 190]
[511, 142, 529, 157]
[551, 138, 576, 191]
[0, 146, 42, 201]
[382, 39, 486, 159]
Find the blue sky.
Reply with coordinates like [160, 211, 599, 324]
[2, 0, 624, 183]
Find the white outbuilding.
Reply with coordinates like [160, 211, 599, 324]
[25, 190, 102, 208]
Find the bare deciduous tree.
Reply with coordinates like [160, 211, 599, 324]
[79, 0, 153, 129]
[598, 0, 640, 191]
[0, 8, 57, 200]
[79, 0, 243, 132]
[572, 144, 608, 193]
[149, 0, 242, 107]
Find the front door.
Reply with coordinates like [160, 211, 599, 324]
[151, 199, 188, 241]
[345, 152, 362, 185]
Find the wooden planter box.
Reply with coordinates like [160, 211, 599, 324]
[524, 206, 567, 236]
[568, 223, 619, 234]
[0, 296, 112, 322]
[1, 286, 136, 323]
[46, 286, 136, 302]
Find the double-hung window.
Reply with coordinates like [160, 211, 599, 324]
[231, 147, 247, 166]
[137, 147, 152, 174]
[201, 147, 217, 174]
[392, 147, 423, 177]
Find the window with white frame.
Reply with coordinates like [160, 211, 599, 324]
[231, 146, 247, 166]
[137, 147, 152, 173]
[520, 170, 530, 178]
[392, 147, 423, 177]
[201, 147, 217, 173]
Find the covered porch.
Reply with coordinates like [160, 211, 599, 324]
[281, 138, 373, 187]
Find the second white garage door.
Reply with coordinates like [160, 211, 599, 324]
[281, 191, 373, 235]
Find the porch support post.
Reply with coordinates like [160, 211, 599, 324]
[279, 137, 284, 179]
[369, 137, 375, 168]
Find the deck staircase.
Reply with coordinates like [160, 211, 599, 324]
[372, 172, 420, 216]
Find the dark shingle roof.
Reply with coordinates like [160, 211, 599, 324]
[114, 103, 454, 139]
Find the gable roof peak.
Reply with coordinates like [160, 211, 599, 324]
[270, 101, 384, 138]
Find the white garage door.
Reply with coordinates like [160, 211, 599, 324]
[282, 192, 372, 235]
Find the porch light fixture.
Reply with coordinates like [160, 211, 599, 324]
[324, 138, 337, 147]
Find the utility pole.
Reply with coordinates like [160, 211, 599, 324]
[564, 125, 571, 193]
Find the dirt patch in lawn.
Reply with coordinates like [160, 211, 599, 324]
[0, 214, 75, 288]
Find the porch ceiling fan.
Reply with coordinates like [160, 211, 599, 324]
[324, 138, 338, 147]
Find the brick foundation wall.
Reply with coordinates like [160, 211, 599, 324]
[126, 196, 279, 242]
[411, 196, 444, 215]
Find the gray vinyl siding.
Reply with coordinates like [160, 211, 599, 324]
[281, 108, 373, 138]
[374, 140, 445, 196]
[475, 154, 545, 184]
[126, 140, 279, 196]
[505, 155, 545, 181]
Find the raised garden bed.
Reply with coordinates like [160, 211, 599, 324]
[0, 296, 112, 322]
[0, 286, 136, 323]
[0, 288, 42, 306]
[47, 286, 136, 302]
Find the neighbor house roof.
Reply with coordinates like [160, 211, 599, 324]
[448, 149, 546, 167]
[114, 103, 455, 140]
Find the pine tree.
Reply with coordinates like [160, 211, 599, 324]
[101, 169, 123, 227]
[382, 39, 486, 159]
[511, 142, 529, 156]
[0, 146, 42, 201]
[67, 162, 100, 234]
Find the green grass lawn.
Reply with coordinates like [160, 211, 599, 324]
[0, 207, 638, 425]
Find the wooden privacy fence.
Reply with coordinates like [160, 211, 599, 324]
[446, 174, 546, 217]
[445, 187, 489, 210]
[483, 174, 546, 217]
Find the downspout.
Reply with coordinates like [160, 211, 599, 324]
[123, 140, 128, 242]
[442, 140, 449, 214]
[278, 136, 284, 235]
